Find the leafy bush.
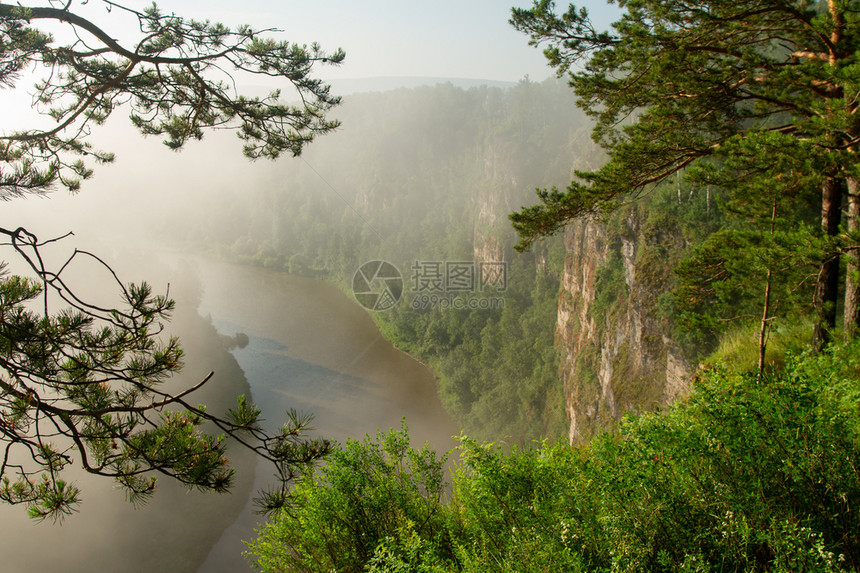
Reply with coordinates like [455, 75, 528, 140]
[247, 343, 860, 572]
[245, 422, 454, 572]
[450, 342, 860, 571]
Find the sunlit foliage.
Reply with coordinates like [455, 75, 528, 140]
[248, 341, 860, 571]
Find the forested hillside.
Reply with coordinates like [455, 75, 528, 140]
[175, 78, 602, 442]
[171, 78, 743, 443]
[168, 75, 822, 447]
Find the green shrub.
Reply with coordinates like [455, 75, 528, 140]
[449, 342, 860, 571]
[244, 422, 454, 572]
[246, 343, 860, 572]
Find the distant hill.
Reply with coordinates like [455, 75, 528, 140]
[237, 77, 538, 101]
[328, 76, 521, 95]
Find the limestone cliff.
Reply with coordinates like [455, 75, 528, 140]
[556, 210, 693, 442]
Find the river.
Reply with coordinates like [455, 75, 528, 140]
[192, 257, 459, 572]
[0, 253, 458, 572]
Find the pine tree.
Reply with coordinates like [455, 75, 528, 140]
[0, 1, 342, 519]
[509, 0, 860, 348]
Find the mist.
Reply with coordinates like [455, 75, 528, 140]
[0, 76, 596, 570]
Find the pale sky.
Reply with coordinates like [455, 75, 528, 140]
[7, 0, 621, 82]
[163, 0, 622, 82]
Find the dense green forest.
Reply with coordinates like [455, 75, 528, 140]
[176, 78, 602, 442]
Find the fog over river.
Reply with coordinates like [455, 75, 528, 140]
[0, 249, 458, 572]
[193, 257, 460, 572]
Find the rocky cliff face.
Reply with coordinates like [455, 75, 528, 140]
[472, 136, 518, 266]
[473, 183, 508, 266]
[557, 211, 692, 442]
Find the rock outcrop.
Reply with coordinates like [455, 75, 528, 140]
[556, 211, 692, 442]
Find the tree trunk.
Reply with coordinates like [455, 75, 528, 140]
[845, 177, 860, 338]
[759, 200, 778, 376]
[813, 177, 843, 352]
[759, 269, 772, 376]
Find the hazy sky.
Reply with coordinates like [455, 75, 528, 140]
[156, 0, 623, 82]
[7, 0, 621, 82]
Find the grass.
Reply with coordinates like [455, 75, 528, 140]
[705, 316, 815, 372]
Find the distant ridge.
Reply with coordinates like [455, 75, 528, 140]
[329, 76, 519, 95]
